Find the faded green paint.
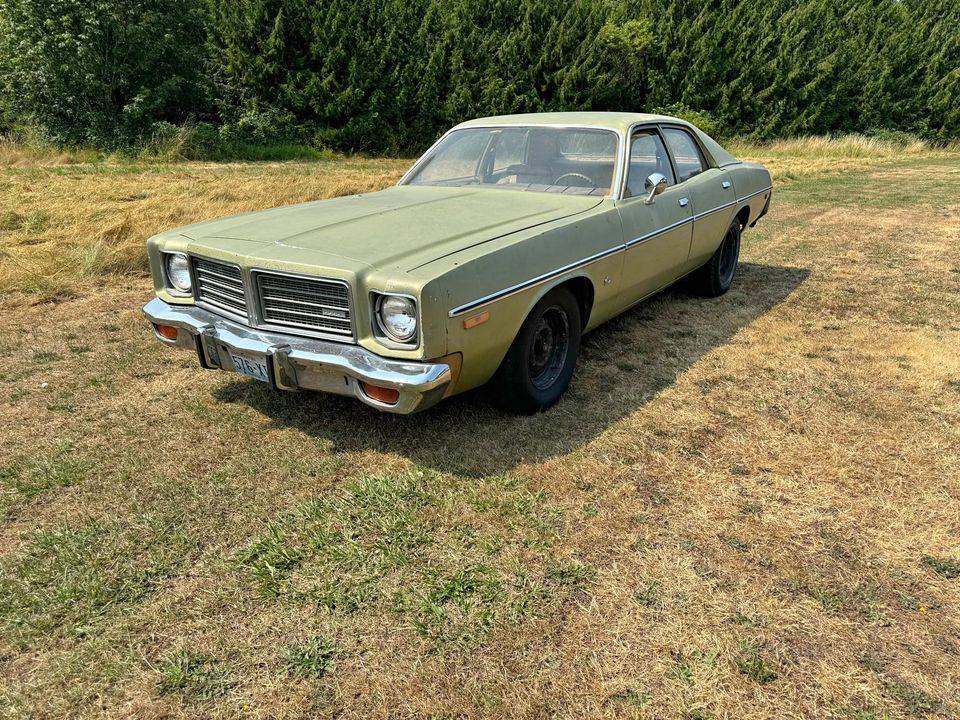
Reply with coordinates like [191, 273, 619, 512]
[147, 113, 770, 397]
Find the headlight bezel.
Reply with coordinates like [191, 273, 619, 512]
[162, 251, 193, 295]
[372, 292, 419, 347]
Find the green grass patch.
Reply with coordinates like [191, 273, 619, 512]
[282, 635, 338, 678]
[774, 156, 960, 209]
[157, 651, 233, 703]
[737, 641, 778, 684]
[0, 209, 50, 232]
[238, 469, 574, 648]
[0, 515, 192, 646]
[1, 443, 90, 512]
[885, 678, 944, 715]
[632, 578, 660, 608]
[608, 687, 650, 708]
[544, 560, 595, 586]
[922, 555, 960, 579]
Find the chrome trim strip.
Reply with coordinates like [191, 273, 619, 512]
[449, 212, 699, 317]
[447, 184, 773, 317]
[737, 185, 773, 203]
[446, 187, 771, 319]
[690, 186, 772, 222]
[693, 199, 738, 222]
[625, 216, 693, 249]
[448, 243, 624, 317]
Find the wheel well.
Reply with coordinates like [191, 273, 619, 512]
[736, 205, 751, 229]
[556, 276, 594, 329]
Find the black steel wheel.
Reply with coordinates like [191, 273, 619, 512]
[491, 286, 581, 414]
[688, 219, 742, 297]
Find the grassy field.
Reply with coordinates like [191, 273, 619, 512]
[1, 140, 959, 719]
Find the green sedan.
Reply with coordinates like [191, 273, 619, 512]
[144, 112, 772, 413]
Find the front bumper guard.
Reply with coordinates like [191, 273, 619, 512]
[143, 297, 452, 414]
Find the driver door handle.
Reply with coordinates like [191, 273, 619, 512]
[679, 197, 689, 207]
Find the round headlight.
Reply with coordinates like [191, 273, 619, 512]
[377, 295, 417, 343]
[165, 253, 191, 293]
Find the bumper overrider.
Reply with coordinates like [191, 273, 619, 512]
[143, 297, 452, 414]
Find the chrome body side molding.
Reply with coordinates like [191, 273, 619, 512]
[448, 244, 624, 317]
[448, 185, 773, 318]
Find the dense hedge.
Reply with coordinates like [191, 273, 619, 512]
[1, 0, 957, 152]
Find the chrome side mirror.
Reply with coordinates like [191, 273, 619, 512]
[644, 173, 668, 204]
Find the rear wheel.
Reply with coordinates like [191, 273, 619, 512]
[688, 219, 741, 297]
[491, 286, 581, 414]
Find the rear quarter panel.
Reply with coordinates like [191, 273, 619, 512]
[727, 162, 773, 225]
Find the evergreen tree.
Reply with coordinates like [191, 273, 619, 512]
[1, 0, 957, 150]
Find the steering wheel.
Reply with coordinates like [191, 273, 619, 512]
[553, 172, 596, 188]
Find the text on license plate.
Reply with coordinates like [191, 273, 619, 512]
[229, 351, 270, 383]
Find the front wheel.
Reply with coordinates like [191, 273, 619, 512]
[688, 219, 741, 297]
[490, 286, 581, 414]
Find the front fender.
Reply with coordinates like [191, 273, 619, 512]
[434, 213, 624, 393]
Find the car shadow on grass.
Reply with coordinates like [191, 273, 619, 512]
[213, 262, 810, 477]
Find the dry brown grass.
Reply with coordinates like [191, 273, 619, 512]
[728, 134, 960, 183]
[1, 145, 959, 719]
[0, 137, 104, 167]
[0, 155, 409, 301]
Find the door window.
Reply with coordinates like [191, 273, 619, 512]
[662, 128, 707, 182]
[625, 131, 675, 199]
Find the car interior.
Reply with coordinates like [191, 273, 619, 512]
[488, 129, 616, 195]
[409, 127, 618, 196]
[408, 125, 710, 198]
[624, 131, 676, 198]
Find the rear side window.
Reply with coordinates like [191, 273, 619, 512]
[625, 130, 675, 199]
[663, 128, 707, 182]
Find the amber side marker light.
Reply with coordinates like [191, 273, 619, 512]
[154, 323, 178, 341]
[361, 382, 400, 405]
[463, 310, 490, 330]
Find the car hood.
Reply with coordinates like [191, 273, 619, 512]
[177, 185, 604, 272]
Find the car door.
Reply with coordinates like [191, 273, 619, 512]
[616, 127, 693, 307]
[661, 126, 737, 266]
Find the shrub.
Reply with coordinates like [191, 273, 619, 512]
[653, 104, 723, 140]
[0, 0, 210, 148]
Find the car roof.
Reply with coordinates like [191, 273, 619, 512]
[454, 112, 681, 135]
[452, 112, 738, 167]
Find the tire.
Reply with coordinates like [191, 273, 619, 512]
[688, 219, 742, 297]
[490, 286, 582, 414]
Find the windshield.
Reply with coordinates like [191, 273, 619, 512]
[404, 126, 619, 196]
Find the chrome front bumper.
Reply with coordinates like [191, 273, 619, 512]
[143, 297, 452, 414]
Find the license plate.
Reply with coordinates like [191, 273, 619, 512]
[229, 351, 270, 383]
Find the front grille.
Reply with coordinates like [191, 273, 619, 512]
[192, 257, 248, 319]
[256, 272, 353, 339]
